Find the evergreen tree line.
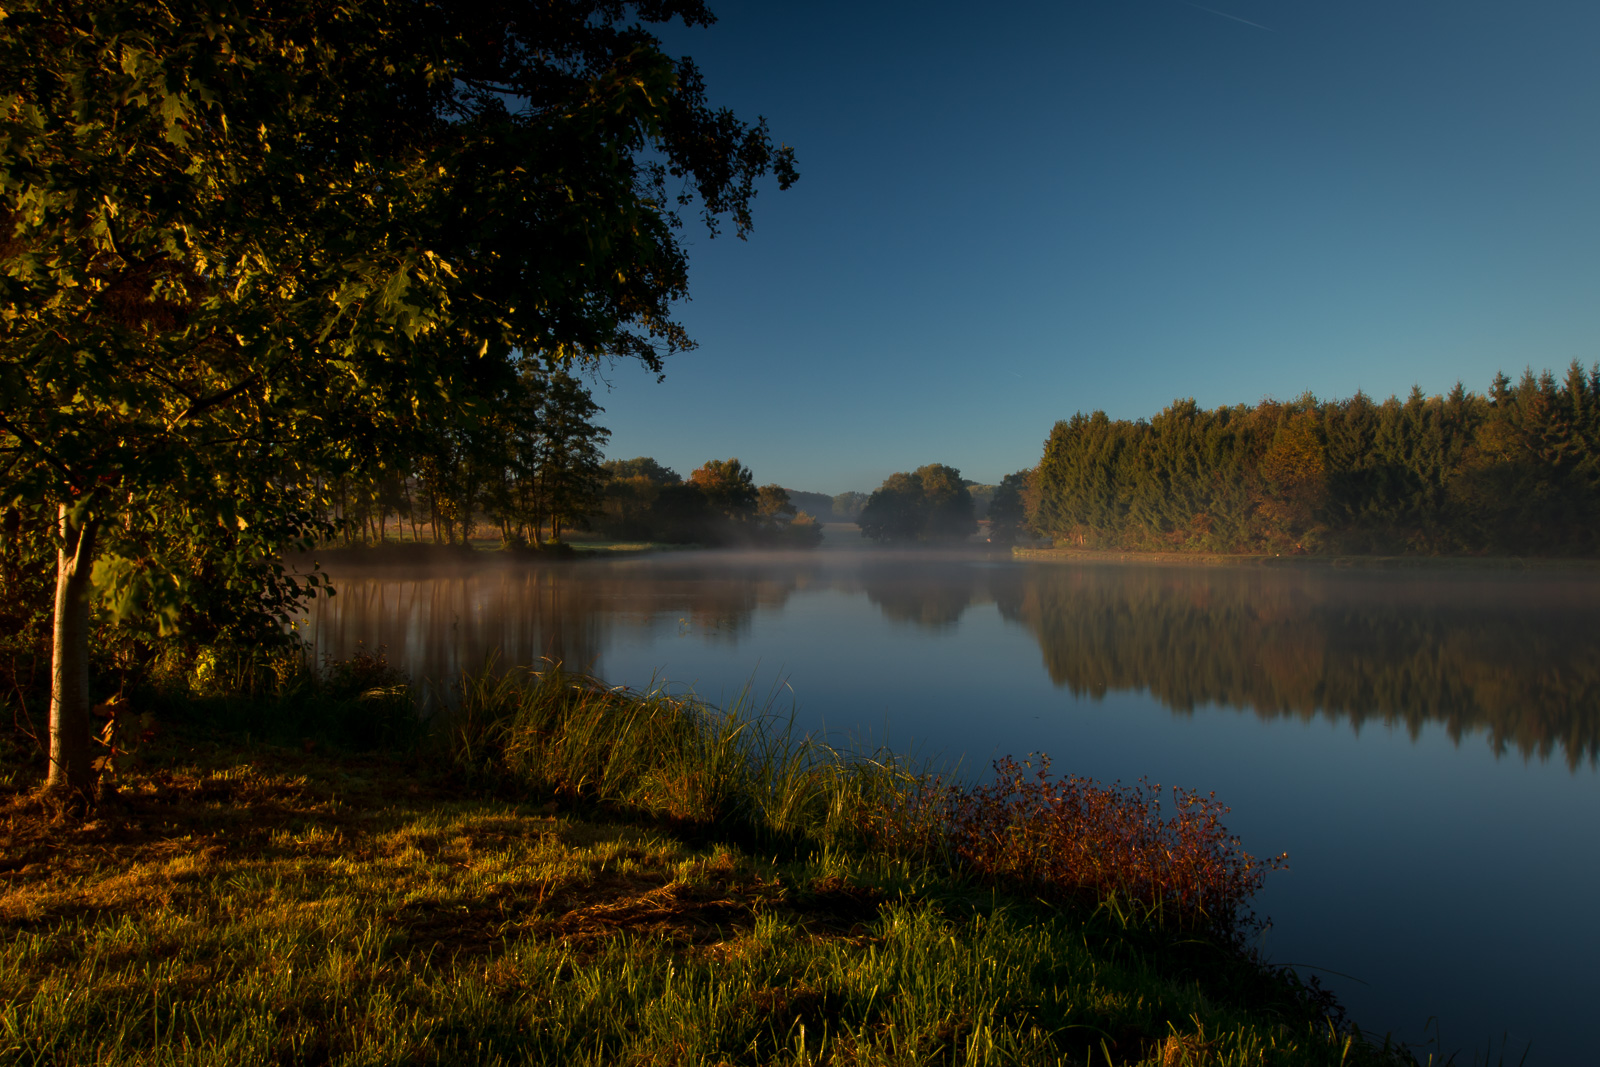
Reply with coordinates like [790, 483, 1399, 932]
[1027, 364, 1600, 555]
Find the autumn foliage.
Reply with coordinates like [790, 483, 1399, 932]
[869, 754, 1284, 933]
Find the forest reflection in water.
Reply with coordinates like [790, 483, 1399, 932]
[307, 550, 1600, 772]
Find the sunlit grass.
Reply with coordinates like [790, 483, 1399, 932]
[0, 660, 1427, 1065]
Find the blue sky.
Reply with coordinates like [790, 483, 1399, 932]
[593, 0, 1600, 495]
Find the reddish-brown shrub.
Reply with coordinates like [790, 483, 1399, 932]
[871, 754, 1285, 931]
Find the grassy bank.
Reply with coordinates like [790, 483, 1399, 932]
[0, 661, 1425, 1065]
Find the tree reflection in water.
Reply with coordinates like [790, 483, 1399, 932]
[990, 565, 1600, 770]
[307, 555, 817, 688]
[308, 552, 1600, 770]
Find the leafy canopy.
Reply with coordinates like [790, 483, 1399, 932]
[0, 0, 796, 624]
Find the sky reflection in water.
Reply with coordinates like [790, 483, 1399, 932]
[306, 537, 1600, 1065]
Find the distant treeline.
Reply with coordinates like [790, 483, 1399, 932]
[1027, 365, 1600, 556]
[594, 457, 822, 547]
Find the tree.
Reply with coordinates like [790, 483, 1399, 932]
[602, 457, 682, 487]
[0, 0, 796, 801]
[987, 470, 1031, 544]
[857, 465, 976, 543]
[534, 371, 611, 542]
[597, 457, 682, 539]
[858, 472, 926, 543]
[756, 484, 797, 527]
[690, 458, 758, 523]
[915, 464, 977, 542]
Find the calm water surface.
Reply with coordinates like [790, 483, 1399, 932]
[306, 528, 1600, 1065]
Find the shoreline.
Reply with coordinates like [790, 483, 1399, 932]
[0, 667, 1409, 1066]
[285, 538, 687, 567]
[1012, 545, 1600, 572]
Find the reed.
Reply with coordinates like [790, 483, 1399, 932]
[439, 661, 934, 851]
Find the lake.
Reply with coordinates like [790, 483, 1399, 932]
[304, 527, 1600, 1065]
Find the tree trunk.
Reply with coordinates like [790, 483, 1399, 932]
[402, 479, 418, 542]
[47, 504, 98, 802]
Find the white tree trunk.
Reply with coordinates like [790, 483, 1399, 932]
[47, 504, 98, 801]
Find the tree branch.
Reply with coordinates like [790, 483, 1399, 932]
[174, 373, 262, 424]
[0, 410, 81, 489]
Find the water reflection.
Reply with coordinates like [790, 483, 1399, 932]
[307, 554, 823, 684]
[859, 559, 993, 629]
[992, 565, 1600, 770]
[308, 552, 1600, 770]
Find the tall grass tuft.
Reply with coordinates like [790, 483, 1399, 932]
[440, 660, 933, 848]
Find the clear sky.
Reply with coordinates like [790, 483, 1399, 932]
[593, 0, 1600, 496]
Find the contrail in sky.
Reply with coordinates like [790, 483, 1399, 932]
[1179, 1, 1274, 31]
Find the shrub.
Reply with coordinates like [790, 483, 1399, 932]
[936, 754, 1285, 931]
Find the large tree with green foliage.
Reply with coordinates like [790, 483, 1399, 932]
[0, 0, 795, 801]
[858, 464, 977, 544]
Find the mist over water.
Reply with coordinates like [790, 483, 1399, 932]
[305, 528, 1600, 1064]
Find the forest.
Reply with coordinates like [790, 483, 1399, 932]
[1026, 364, 1600, 556]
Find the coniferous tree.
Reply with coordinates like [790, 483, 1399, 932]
[1027, 365, 1600, 557]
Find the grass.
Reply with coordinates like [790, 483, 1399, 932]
[0, 657, 1435, 1066]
